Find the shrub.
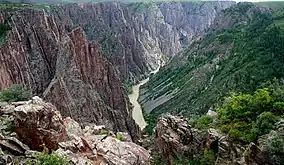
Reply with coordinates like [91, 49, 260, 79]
[195, 115, 216, 130]
[27, 153, 70, 165]
[250, 112, 279, 141]
[264, 135, 284, 165]
[0, 84, 29, 102]
[0, 23, 11, 43]
[191, 149, 216, 165]
[198, 149, 216, 165]
[99, 129, 108, 135]
[273, 102, 284, 113]
[217, 85, 284, 143]
[143, 109, 157, 135]
[116, 135, 125, 141]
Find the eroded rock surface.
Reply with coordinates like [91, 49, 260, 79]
[0, 98, 150, 165]
[0, 9, 139, 141]
[154, 115, 274, 165]
[155, 115, 204, 165]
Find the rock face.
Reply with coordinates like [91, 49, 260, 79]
[155, 115, 204, 165]
[52, 1, 234, 81]
[13, 96, 66, 151]
[154, 115, 274, 165]
[0, 8, 139, 141]
[0, 1, 234, 142]
[0, 99, 150, 165]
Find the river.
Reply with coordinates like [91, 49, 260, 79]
[128, 66, 160, 130]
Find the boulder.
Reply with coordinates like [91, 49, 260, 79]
[96, 136, 150, 165]
[242, 143, 271, 165]
[63, 117, 83, 140]
[0, 134, 30, 155]
[206, 128, 220, 150]
[155, 115, 204, 165]
[0, 98, 150, 164]
[206, 110, 218, 116]
[13, 97, 66, 151]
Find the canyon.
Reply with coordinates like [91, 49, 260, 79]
[1, 1, 284, 165]
[0, 1, 234, 139]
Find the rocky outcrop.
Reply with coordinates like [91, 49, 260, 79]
[0, 8, 139, 141]
[42, 27, 140, 141]
[154, 115, 274, 165]
[13, 96, 66, 151]
[0, 98, 150, 165]
[155, 115, 204, 165]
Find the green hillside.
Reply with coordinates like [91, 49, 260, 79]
[142, 3, 284, 125]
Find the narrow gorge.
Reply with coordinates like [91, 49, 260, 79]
[2, 1, 284, 165]
[129, 65, 160, 129]
[0, 1, 234, 135]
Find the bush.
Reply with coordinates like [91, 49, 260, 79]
[0, 23, 11, 42]
[0, 84, 29, 102]
[27, 153, 70, 165]
[99, 129, 108, 135]
[250, 112, 279, 141]
[198, 149, 216, 165]
[217, 85, 284, 143]
[116, 135, 125, 141]
[190, 149, 215, 165]
[195, 115, 216, 130]
[264, 135, 284, 165]
[143, 109, 157, 135]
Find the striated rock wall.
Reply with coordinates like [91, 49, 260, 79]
[51, 1, 234, 81]
[0, 8, 140, 141]
[0, 1, 234, 141]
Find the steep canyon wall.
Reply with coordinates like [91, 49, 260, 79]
[0, 1, 234, 140]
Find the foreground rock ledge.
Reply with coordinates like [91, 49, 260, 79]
[0, 97, 150, 165]
[155, 115, 273, 165]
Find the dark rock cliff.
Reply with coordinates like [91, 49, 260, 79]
[51, 1, 234, 82]
[0, 8, 140, 141]
[0, 1, 234, 141]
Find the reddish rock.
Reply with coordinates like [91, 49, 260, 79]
[0, 8, 140, 142]
[13, 97, 66, 151]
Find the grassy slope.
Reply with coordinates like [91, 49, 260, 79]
[142, 2, 284, 119]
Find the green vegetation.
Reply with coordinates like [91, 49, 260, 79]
[0, 84, 29, 102]
[142, 3, 284, 130]
[0, 3, 49, 11]
[123, 81, 133, 95]
[257, 1, 284, 11]
[116, 134, 125, 141]
[0, 22, 11, 43]
[142, 108, 156, 135]
[128, 2, 155, 12]
[193, 149, 215, 165]
[193, 115, 216, 131]
[217, 84, 284, 143]
[99, 129, 108, 135]
[27, 153, 71, 165]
